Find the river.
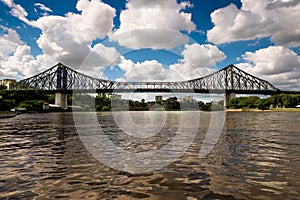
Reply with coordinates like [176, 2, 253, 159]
[0, 112, 299, 199]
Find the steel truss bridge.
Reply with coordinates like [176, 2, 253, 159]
[16, 63, 286, 95]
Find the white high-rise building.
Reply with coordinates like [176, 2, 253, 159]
[0, 79, 17, 90]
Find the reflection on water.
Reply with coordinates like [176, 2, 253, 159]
[0, 112, 299, 199]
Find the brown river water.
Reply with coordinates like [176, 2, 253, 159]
[0, 112, 299, 200]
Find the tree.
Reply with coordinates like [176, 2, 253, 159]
[282, 94, 298, 108]
[18, 100, 44, 112]
[165, 97, 180, 110]
[0, 100, 14, 111]
[198, 101, 205, 110]
[101, 106, 110, 111]
[201, 103, 211, 111]
[247, 96, 260, 108]
[255, 98, 271, 110]
[227, 98, 241, 108]
[141, 99, 146, 110]
[211, 100, 224, 111]
[95, 94, 111, 111]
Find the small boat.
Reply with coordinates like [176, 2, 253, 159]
[0, 111, 19, 119]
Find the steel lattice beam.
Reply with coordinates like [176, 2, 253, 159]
[16, 63, 281, 94]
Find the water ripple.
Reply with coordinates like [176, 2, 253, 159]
[0, 112, 299, 199]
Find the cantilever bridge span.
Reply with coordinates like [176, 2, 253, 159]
[14, 63, 287, 108]
[17, 63, 280, 94]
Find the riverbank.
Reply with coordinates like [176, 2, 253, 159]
[225, 108, 300, 112]
[0, 111, 19, 118]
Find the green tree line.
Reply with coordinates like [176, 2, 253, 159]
[4, 90, 297, 112]
[227, 94, 300, 110]
[0, 91, 52, 111]
[1, 91, 218, 112]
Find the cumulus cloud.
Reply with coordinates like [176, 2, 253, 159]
[4, 46, 41, 76]
[118, 43, 226, 81]
[181, 43, 226, 68]
[0, 25, 23, 58]
[0, 26, 56, 79]
[110, 0, 196, 49]
[0, 43, 45, 78]
[207, 0, 300, 47]
[0, 26, 29, 78]
[118, 59, 168, 81]
[236, 46, 300, 90]
[30, 0, 117, 68]
[31, 0, 116, 44]
[169, 43, 226, 80]
[1, 0, 122, 78]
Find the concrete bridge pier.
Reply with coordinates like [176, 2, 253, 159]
[55, 93, 68, 109]
[224, 92, 236, 109]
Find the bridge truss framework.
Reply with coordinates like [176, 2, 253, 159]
[16, 63, 281, 95]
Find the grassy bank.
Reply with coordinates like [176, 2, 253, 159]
[226, 108, 300, 112]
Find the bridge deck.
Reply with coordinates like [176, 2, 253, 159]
[11, 88, 299, 95]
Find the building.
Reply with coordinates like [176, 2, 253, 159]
[179, 95, 196, 103]
[111, 94, 122, 100]
[184, 95, 193, 102]
[104, 94, 122, 100]
[155, 95, 163, 103]
[167, 97, 178, 102]
[0, 79, 17, 90]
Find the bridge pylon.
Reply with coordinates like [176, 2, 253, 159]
[224, 92, 236, 109]
[55, 93, 68, 109]
[55, 64, 68, 109]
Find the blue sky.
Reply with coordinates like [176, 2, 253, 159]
[0, 0, 299, 91]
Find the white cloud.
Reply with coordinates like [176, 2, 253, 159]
[0, 26, 31, 78]
[168, 62, 215, 81]
[0, 26, 54, 78]
[0, 25, 23, 59]
[110, 0, 196, 49]
[118, 59, 168, 81]
[32, 0, 118, 69]
[169, 43, 226, 80]
[77, 43, 121, 77]
[181, 43, 226, 68]
[0, 0, 30, 24]
[207, 0, 300, 47]
[118, 43, 226, 81]
[31, 0, 115, 43]
[1, 0, 121, 78]
[34, 3, 52, 13]
[0, 44, 45, 78]
[236, 46, 300, 90]
[67, 0, 116, 43]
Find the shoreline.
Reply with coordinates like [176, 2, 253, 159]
[225, 108, 300, 112]
[2, 109, 300, 115]
[0, 111, 19, 118]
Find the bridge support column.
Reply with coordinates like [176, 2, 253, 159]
[55, 93, 68, 109]
[224, 92, 236, 109]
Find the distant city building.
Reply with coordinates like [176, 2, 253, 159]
[111, 94, 122, 100]
[167, 97, 178, 102]
[179, 95, 196, 103]
[105, 94, 122, 100]
[155, 95, 163, 103]
[184, 95, 193, 102]
[164, 97, 180, 110]
[0, 79, 17, 90]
